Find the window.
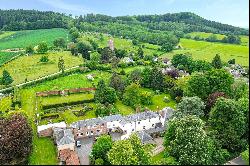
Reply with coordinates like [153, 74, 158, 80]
[152, 124, 155, 127]
[143, 126, 146, 129]
[91, 131, 93, 133]
[149, 119, 151, 122]
[86, 132, 89, 135]
[113, 124, 115, 126]
[80, 133, 83, 135]
[132, 129, 134, 131]
[138, 121, 140, 124]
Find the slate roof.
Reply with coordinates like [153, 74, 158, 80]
[53, 128, 75, 146]
[136, 131, 154, 144]
[102, 114, 123, 122]
[120, 111, 160, 125]
[161, 107, 174, 124]
[145, 127, 165, 134]
[70, 118, 105, 128]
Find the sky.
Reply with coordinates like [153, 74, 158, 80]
[0, 0, 249, 28]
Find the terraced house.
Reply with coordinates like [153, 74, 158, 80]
[70, 107, 174, 141]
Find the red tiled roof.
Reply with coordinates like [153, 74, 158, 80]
[66, 151, 80, 165]
[59, 149, 80, 165]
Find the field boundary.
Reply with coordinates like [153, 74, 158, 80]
[0, 65, 80, 93]
[0, 53, 24, 67]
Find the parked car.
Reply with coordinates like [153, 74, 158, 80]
[76, 140, 81, 147]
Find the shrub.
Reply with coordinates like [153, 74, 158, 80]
[40, 55, 49, 63]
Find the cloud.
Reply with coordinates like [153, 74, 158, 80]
[38, 0, 92, 14]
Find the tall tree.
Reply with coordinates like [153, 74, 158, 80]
[77, 41, 93, 60]
[128, 133, 151, 165]
[53, 37, 66, 48]
[107, 140, 138, 165]
[0, 113, 32, 165]
[90, 135, 112, 164]
[150, 67, 165, 91]
[109, 72, 126, 96]
[164, 115, 228, 165]
[94, 80, 117, 104]
[209, 98, 246, 152]
[2, 70, 13, 85]
[137, 47, 144, 59]
[25, 45, 34, 55]
[37, 42, 48, 54]
[174, 96, 205, 118]
[123, 83, 141, 108]
[58, 56, 65, 73]
[212, 54, 223, 69]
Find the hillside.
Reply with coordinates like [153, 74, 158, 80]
[0, 10, 248, 36]
[80, 12, 249, 35]
[0, 9, 70, 30]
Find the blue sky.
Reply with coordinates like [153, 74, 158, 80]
[0, 0, 249, 28]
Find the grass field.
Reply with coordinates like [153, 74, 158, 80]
[0, 52, 18, 66]
[161, 38, 249, 66]
[30, 70, 112, 92]
[0, 28, 69, 50]
[187, 32, 249, 46]
[187, 32, 226, 40]
[0, 31, 16, 39]
[0, 51, 82, 86]
[115, 100, 135, 115]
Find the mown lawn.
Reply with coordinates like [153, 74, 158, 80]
[28, 137, 58, 165]
[20, 89, 58, 165]
[0, 51, 83, 87]
[161, 38, 249, 66]
[140, 88, 176, 111]
[0, 28, 69, 50]
[115, 100, 135, 115]
[30, 70, 112, 92]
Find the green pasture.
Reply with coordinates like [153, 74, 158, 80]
[0, 28, 69, 50]
[0, 52, 18, 66]
[187, 32, 249, 46]
[0, 51, 82, 87]
[161, 38, 249, 66]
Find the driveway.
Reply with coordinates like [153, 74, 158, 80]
[76, 137, 94, 165]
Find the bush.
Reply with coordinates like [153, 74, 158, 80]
[140, 91, 153, 105]
[41, 99, 94, 110]
[95, 104, 119, 117]
[40, 55, 49, 63]
[40, 112, 59, 120]
[241, 149, 249, 165]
